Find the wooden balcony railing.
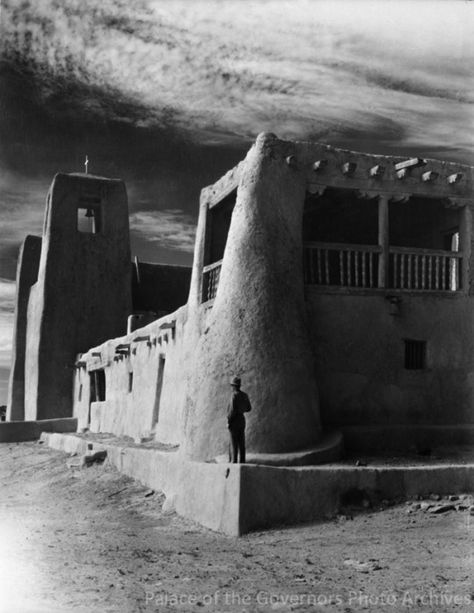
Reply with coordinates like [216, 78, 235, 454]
[303, 242, 381, 288]
[202, 260, 222, 302]
[304, 242, 462, 292]
[202, 246, 462, 302]
[389, 247, 462, 291]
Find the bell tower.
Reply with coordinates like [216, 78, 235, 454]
[23, 173, 132, 420]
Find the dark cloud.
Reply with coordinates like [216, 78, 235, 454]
[0, 59, 248, 272]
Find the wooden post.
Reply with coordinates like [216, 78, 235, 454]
[378, 194, 389, 288]
[460, 203, 472, 293]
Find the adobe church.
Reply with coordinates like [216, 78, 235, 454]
[6, 133, 474, 462]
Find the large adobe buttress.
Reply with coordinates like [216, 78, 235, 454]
[182, 133, 322, 460]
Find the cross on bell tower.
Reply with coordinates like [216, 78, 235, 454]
[84, 155, 89, 174]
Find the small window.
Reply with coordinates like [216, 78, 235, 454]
[128, 372, 133, 393]
[404, 340, 426, 370]
[78, 384, 83, 401]
[77, 196, 102, 234]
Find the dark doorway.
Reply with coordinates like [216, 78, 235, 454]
[89, 369, 106, 402]
[88, 369, 106, 426]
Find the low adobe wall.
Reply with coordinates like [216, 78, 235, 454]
[73, 305, 209, 446]
[0, 418, 77, 443]
[43, 432, 474, 536]
[43, 432, 240, 535]
[238, 462, 474, 533]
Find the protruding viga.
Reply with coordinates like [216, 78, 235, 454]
[182, 133, 322, 461]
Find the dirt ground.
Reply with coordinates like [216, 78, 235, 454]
[0, 442, 473, 613]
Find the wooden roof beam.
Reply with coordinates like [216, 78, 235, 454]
[394, 157, 426, 172]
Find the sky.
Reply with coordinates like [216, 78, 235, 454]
[0, 0, 473, 403]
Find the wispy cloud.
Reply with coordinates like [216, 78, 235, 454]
[0, 278, 16, 374]
[0, 278, 15, 312]
[2, 0, 473, 158]
[0, 319, 14, 370]
[130, 209, 196, 253]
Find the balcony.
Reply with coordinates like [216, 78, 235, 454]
[201, 244, 462, 304]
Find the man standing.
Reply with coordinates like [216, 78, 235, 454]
[227, 376, 252, 463]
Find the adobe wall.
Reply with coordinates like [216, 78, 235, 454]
[25, 173, 132, 420]
[307, 290, 474, 430]
[73, 305, 202, 444]
[6, 235, 42, 421]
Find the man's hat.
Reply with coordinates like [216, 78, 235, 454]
[230, 376, 241, 387]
